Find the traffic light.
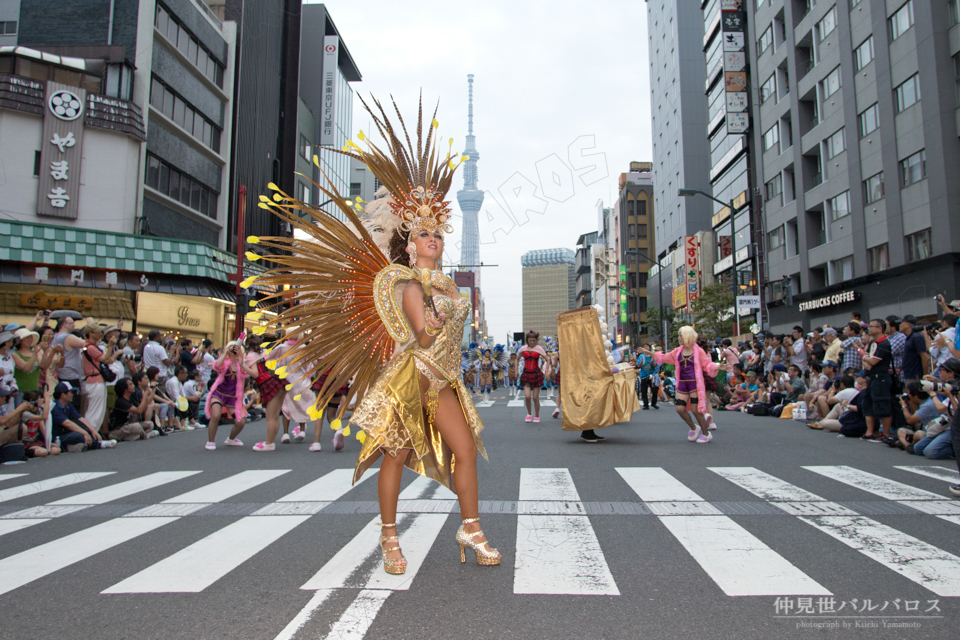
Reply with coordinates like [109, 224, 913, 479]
[236, 291, 250, 318]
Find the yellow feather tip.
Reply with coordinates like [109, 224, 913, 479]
[285, 383, 293, 391]
[432, 118, 439, 129]
[247, 235, 260, 244]
[252, 326, 265, 335]
[246, 311, 262, 321]
[245, 251, 261, 261]
[330, 419, 341, 431]
[293, 394, 301, 401]
[258, 203, 271, 210]
[268, 182, 280, 191]
[248, 299, 257, 307]
[343, 426, 351, 437]
[357, 130, 365, 141]
[266, 360, 277, 370]
[239, 277, 256, 289]
[272, 193, 283, 202]
[461, 155, 470, 161]
[356, 430, 366, 443]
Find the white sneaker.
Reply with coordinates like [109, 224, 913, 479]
[146, 430, 159, 439]
[224, 438, 243, 447]
[281, 433, 291, 444]
[309, 442, 322, 452]
[196, 423, 208, 429]
[182, 425, 195, 431]
[99, 439, 117, 449]
[293, 428, 305, 442]
[205, 442, 216, 451]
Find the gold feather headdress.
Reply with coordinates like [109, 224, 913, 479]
[240, 96, 465, 427]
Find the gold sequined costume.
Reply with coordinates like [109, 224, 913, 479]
[244, 96, 487, 492]
[352, 265, 486, 489]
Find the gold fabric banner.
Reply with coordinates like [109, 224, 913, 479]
[557, 307, 639, 431]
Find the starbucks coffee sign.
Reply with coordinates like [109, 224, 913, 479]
[798, 289, 860, 312]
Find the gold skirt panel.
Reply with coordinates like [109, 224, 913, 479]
[351, 350, 487, 492]
[557, 306, 640, 431]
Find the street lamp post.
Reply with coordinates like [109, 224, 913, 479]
[678, 188, 742, 338]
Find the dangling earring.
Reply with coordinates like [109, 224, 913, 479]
[406, 242, 418, 267]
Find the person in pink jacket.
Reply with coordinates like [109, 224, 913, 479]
[204, 341, 256, 450]
[638, 326, 732, 444]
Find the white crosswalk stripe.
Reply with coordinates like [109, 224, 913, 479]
[803, 465, 944, 501]
[48, 471, 200, 505]
[619, 467, 830, 597]
[0, 472, 114, 503]
[514, 468, 618, 596]
[895, 465, 960, 484]
[712, 466, 960, 597]
[0, 474, 28, 484]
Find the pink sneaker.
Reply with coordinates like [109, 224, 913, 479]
[309, 442, 322, 452]
[224, 438, 243, 447]
[532, 417, 540, 423]
[252, 441, 275, 452]
[525, 415, 532, 423]
[687, 426, 701, 442]
[204, 442, 216, 451]
[696, 433, 713, 444]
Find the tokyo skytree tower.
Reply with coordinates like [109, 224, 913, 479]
[456, 74, 482, 277]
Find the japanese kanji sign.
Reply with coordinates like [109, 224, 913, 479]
[37, 82, 85, 220]
[320, 36, 339, 146]
[20, 291, 94, 312]
[685, 236, 701, 307]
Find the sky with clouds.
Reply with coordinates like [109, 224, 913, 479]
[309, 0, 652, 341]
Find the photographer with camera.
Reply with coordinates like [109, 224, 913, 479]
[858, 319, 894, 442]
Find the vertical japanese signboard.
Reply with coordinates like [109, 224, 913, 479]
[619, 264, 628, 323]
[37, 81, 85, 219]
[721, 5, 748, 135]
[685, 236, 701, 307]
[320, 36, 339, 146]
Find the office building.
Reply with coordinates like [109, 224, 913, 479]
[611, 163, 656, 345]
[520, 248, 575, 339]
[225, 1, 360, 250]
[575, 231, 600, 308]
[749, 0, 960, 331]
[646, 0, 713, 260]
[349, 157, 379, 205]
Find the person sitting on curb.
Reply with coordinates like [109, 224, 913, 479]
[50, 382, 117, 452]
[106, 378, 160, 442]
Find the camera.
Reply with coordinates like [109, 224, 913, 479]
[920, 380, 957, 395]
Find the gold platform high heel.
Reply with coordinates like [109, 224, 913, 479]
[379, 523, 407, 575]
[456, 518, 501, 566]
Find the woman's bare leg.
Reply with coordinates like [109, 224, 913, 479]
[674, 392, 696, 429]
[263, 390, 287, 445]
[207, 403, 223, 443]
[524, 384, 532, 415]
[378, 448, 411, 564]
[531, 387, 541, 418]
[230, 418, 245, 440]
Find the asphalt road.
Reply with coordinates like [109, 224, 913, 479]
[0, 388, 958, 640]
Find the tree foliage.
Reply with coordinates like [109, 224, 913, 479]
[689, 283, 735, 339]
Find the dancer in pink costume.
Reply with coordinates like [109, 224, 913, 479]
[638, 326, 732, 444]
[204, 341, 255, 450]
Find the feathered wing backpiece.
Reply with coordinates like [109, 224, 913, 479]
[246, 95, 467, 423]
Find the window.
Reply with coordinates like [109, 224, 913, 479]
[868, 244, 890, 273]
[768, 225, 785, 250]
[900, 149, 926, 186]
[155, 3, 225, 88]
[298, 182, 312, 206]
[763, 123, 780, 152]
[895, 74, 921, 112]
[0, 21, 17, 34]
[638, 224, 648, 239]
[765, 174, 782, 201]
[144, 153, 219, 218]
[300, 134, 312, 161]
[349, 183, 362, 198]
[761, 74, 776, 103]
[759, 26, 773, 54]
[854, 36, 874, 71]
[829, 190, 850, 221]
[863, 173, 884, 204]
[955, 53, 960, 107]
[150, 76, 222, 153]
[858, 103, 879, 137]
[818, 6, 837, 41]
[905, 228, 931, 262]
[890, 0, 914, 41]
[951, 0, 960, 26]
[825, 128, 845, 159]
[822, 66, 841, 99]
[830, 256, 854, 284]
[33, 150, 41, 177]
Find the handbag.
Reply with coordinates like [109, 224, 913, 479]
[83, 347, 116, 383]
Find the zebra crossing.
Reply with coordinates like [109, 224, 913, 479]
[0, 462, 959, 635]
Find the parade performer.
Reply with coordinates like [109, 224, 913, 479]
[507, 353, 519, 396]
[551, 340, 562, 419]
[518, 331, 549, 422]
[478, 348, 494, 403]
[273, 335, 316, 444]
[557, 307, 638, 442]
[250, 97, 499, 574]
[244, 334, 288, 451]
[311, 366, 351, 451]
[638, 326, 732, 444]
[204, 340, 255, 450]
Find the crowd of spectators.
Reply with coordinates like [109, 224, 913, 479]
[0, 311, 266, 464]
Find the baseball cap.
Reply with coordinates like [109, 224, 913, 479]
[772, 363, 787, 372]
[53, 382, 78, 398]
[746, 370, 757, 377]
[822, 360, 839, 369]
[83, 323, 104, 336]
[823, 327, 838, 336]
[901, 315, 919, 326]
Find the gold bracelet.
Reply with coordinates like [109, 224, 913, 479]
[425, 324, 441, 337]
